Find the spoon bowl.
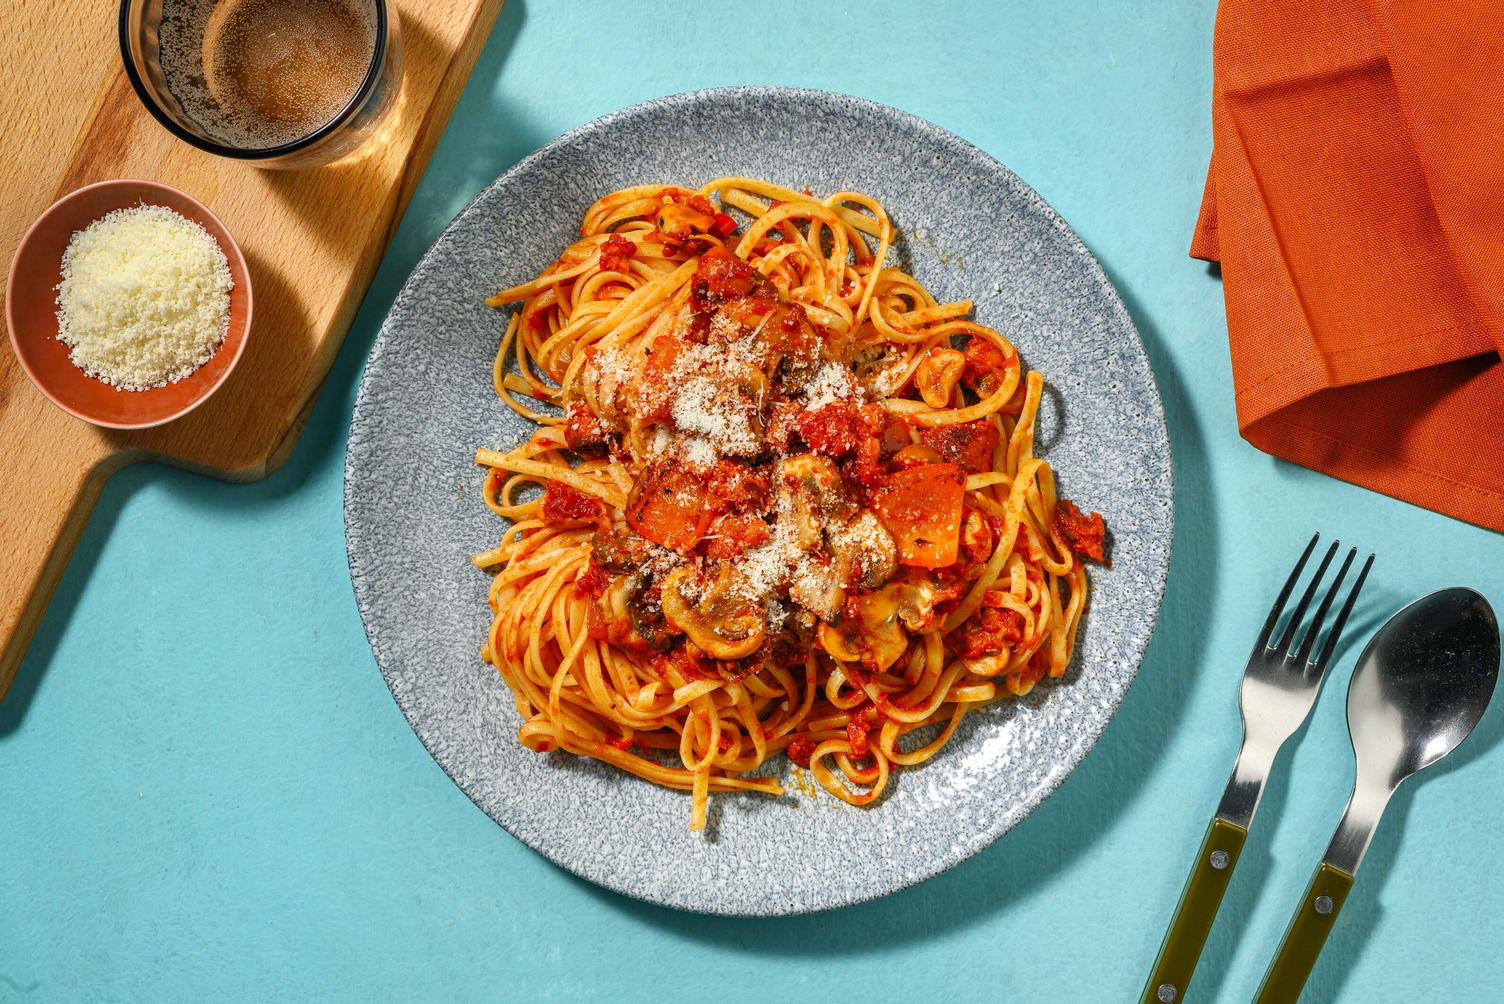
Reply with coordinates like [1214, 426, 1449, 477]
[1348, 587, 1500, 788]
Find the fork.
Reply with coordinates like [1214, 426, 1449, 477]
[1140, 533, 1373, 1004]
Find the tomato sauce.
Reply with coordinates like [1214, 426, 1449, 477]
[650, 641, 712, 682]
[919, 420, 998, 474]
[952, 607, 1025, 658]
[699, 512, 772, 560]
[796, 401, 885, 459]
[787, 735, 818, 768]
[598, 233, 637, 273]
[1052, 499, 1108, 563]
[540, 482, 604, 523]
[703, 459, 771, 507]
[841, 435, 888, 491]
[846, 720, 870, 758]
[573, 562, 611, 599]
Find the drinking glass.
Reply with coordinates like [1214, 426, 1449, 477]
[118, 0, 403, 170]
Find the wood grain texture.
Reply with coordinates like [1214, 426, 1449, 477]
[0, 0, 504, 701]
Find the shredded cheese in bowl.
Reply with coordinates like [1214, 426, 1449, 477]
[54, 204, 233, 390]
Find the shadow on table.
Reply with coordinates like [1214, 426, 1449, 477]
[563, 263, 1221, 952]
[0, 468, 149, 739]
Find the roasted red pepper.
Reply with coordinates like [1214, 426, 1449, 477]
[871, 463, 966, 568]
[625, 462, 716, 552]
[709, 212, 738, 238]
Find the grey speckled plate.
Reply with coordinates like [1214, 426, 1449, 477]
[345, 87, 1172, 916]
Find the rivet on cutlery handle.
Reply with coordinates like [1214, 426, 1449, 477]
[1252, 863, 1353, 1004]
[1140, 818, 1248, 1004]
[1143, 817, 1251, 997]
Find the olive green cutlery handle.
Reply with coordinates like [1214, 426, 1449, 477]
[1142, 817, 1249, 1004]
[1253, 862, 1354, 1004]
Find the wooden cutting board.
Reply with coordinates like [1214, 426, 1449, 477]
[0, 0, 505, 701]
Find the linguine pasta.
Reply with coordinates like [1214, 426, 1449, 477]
[473, 179, 1107, 830]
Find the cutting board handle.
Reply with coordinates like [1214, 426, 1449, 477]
[0, 452, 122, 702]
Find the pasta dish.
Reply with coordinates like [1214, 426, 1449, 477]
[473, 179, 1106, 830]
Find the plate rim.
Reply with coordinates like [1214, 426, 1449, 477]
[345, 84, 1175, 916]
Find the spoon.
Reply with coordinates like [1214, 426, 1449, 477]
[1253, 587, 1500, 1003]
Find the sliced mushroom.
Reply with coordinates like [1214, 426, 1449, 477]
[657, 201, 715, 236]
[660, 566, 766, 660]
[578, 342, 643, 425]
[826, 509, 898, 590]
[962, 653, 1011, 678]
[889, 443, 943, 470]
[817, 578, 940, 671]
[591, 512, 652, 571]
[819, 611, 904, 670]
[589, 573, 679, 654]
[789, 554, 850, 624]
[780, 452, 843, 500]
[960, 509, 994, 563]
[888, 578, 941, 632]
[786, 605, 819, 646]
[776, 453, 850, 551]
[727, 360, 770, 439]
[916, 347, 967, 408]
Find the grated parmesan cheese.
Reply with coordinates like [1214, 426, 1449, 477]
[648, 426, 674, 455]
[828, 510, 889, 556]
[669, 344, 761, 457]
[802, 360, 862, 411]
[643, 544, 686, 580]
[55, 204, 233, 391]
[708, 312, 742, 342]
[732, 473, 823, 607]
[680, 435, 718, 466]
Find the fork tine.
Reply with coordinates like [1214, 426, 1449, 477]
[1313, 552, 1375, 671]
[1255, 533, 1320, 650]
[1276, 540, 1340, 653]
[1294, 548, 1356, 666]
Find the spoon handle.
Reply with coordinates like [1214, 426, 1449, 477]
[1253, 862, 1355, 1003]
[1141, 817, 1248, 1004]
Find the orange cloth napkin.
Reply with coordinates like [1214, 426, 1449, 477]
[1194, 0, 1504, 531]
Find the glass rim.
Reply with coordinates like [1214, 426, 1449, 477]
[117, 0, 390, 161]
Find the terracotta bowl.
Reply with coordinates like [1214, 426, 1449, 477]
[6, 179, 252, 429]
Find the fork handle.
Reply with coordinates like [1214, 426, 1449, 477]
[1253, 862, 1354, 1004]
[1141, 818, 1248, 1004]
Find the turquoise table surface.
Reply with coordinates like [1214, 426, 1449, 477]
[6, 2, 1504, 1000]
